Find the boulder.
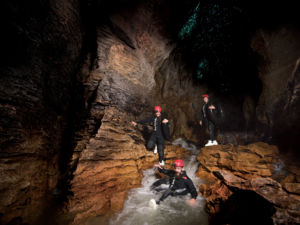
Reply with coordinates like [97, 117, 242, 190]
[283, 183, 300, 195]
[197, 142, 300, 224]
[196, 142, 279, 180]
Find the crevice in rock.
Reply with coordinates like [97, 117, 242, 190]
[210, 190, 275, 225]
[108, 20, 136, 49]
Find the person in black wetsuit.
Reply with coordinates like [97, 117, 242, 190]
[152, 159, 197, 205]
[131, 106, 169, 166]
[199, 94, 218, 146]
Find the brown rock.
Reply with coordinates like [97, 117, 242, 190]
[288, 165, 300, 176]
[110, 191, 128, 212]
[280, 174, 295, 185]
[196, 142, 279, 180]
[0, 0, 83, 224]
[196, 143, 300, 224]
[283, 183, 300, 195]
[204, 181, 233, 214]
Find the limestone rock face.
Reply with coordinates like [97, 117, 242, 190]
[251, 27, 300, 151]
[0, 0, 83, 224]
[196, 143, 300, 224]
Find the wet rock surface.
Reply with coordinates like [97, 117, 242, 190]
[68, 107, 190, 224]
[196, 142, 300, 224]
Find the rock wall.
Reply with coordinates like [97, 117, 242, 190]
[252, 27, 300, 152]
[196, 143, 300, 224]
[0, 0, 83, 224]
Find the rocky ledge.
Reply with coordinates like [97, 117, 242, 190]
[196, 142, 300, 225]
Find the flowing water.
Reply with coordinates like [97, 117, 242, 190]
[107, 138, 209, 225]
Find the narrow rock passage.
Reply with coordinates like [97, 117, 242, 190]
[106, 138, 208, 225]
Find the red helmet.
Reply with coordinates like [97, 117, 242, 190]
[154, 106, 162, 112]
[174, 159, 184, 167]
[202, 94, 209, 98]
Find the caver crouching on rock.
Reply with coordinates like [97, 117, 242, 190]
[151, 159, 197, 205]
[199, 94, 219, 146]
[131, 106, 170, 166]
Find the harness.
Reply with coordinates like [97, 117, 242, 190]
[170, 177, 176, 189]
[169, 174, 187, 190]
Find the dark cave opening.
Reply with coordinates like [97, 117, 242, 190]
[210, 189, 276, 225]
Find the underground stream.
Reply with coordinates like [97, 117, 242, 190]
[88, 139, 209, 225]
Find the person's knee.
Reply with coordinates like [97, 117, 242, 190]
[157, 144, 164, 151]
[147, 141, 155, 150]
[160, 189, 172, 201]
[158, 145, 164, 158]
[173, 190, 188, 196]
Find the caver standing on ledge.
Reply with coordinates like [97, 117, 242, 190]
[199, 94, 218, 146]
[150, 159, 197, 206]
[131, 106, 169, 166]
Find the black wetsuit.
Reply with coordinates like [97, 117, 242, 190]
[137, 114, 168, 162]
[154, 168, 198, 203]
[200, 100, 218, 141]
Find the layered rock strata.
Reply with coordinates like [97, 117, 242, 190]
[196, 142, 300, 224]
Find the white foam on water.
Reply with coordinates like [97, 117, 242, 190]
[108, 138, 208, 225]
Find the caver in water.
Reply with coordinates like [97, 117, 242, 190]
[151, 159, 197, 205]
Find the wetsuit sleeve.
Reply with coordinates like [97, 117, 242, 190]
[137, 117, 153, 125]
[162, 113, 170, 125]
[158, 168, 175, 177]
[184, 178, 198, 199]
[210, 101, 222, 117]
[208, 100, 219, 110]
[200, 105, 204, 121]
